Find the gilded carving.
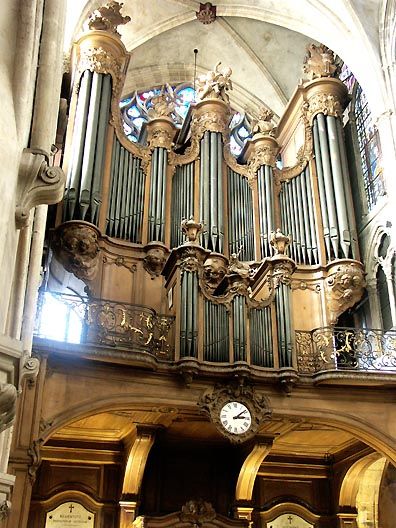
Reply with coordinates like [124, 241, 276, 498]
[325, 261, 366, 324]
[147, 85, 179, 120]
[52, 222, 101, 282]
[251, 108, 276, 136]
[147, 125, 174, 150]
[196, 3, 217, 25]
[16, 148, 65, 229]
[196, 62, 233, 103]
[144, 243, 169, 277]
[199, 381, 272, 443]
[305, 93, 343, 125]
[272, 259, 296, 287]
[88, 1, 131, 35]
[191, 108, 230, 139]
[0, 383, 17, 433]
[303, 43, 339, 80]
[247, 144, 278, 175]
[180, 499, 216, 524]
[78, 46, 123, 93]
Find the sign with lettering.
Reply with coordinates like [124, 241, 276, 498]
[45, 502, 95, 528]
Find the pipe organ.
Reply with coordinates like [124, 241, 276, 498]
[54, 24, 367, 383]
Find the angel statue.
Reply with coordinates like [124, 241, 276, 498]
[251, 107, 276, 136]
[196, 62, 233, 103]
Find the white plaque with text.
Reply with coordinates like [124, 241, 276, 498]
[45, 502, 95, 528]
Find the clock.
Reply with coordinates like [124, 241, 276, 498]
[220, 401, 252, 435]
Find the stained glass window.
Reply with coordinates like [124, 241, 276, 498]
[120, 83, 253, 156]
[340, 62, 385, 211]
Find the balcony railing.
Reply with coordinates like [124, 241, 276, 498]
[296, 327, 396, 374]
[34, 292, 175, 360]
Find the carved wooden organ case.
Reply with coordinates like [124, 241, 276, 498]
[51, 24, 366, 375]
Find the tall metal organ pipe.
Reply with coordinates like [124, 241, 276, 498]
[275, 283, 292, 367]
[312, 113, 356, 260]
[204, 300, 229, 362]
[257, 164, 275, 258]
[227, 169, 254, 260]
[171, 163, 194, 248]
[180, 271, 198, 357]
[250, 306, 273, 367]
[232, 295, 247, 362]
[148, 147, 168, 242]
[106, 136, 145, 242]
[64, 71, 112, 223]
[279, 167, 318, 264]
[199, 131, 224, 252]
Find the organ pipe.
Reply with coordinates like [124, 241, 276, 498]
[64, 72, 112, 223]
[171, 163, 194, 248]
[232, 295, 247, 362]
[148, 147, 168, 242]
[180, 271, 198, 357]
[250, 307, 273, 367]
[106, 136, 145, 242]
[227, 169, 254, 260]
[204, 300, 229, 362]
[275, 283, 292, 367]
[199, 131, 224, 253]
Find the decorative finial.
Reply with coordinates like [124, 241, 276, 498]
[196, 62, 233, 104]
[302, 43, 339, 81]
[196, 3, 217, 25]
[270, 229, 291, 255]
[88, 1, 131, 35]
[251, 107, 276, 136]
[146, 84, 180, 120]
[181, 216, 204, 244]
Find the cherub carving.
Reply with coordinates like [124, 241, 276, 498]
[88, 1, 131, 35]
[146, 84, 180, 120]
[196, 62, 233, 103]
[251, 107, 276, 136]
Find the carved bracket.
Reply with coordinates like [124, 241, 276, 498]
[325, 260, 366, 324]
[16, 148, 65, 229]
[52, 221, 101, 282]
[19, 355, 40, 390]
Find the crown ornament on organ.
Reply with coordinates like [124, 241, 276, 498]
[181, 217, 204, 245]
[270, 229, 291, 255]
[88, 1, 131, 35]
[302, 43, 339, 80]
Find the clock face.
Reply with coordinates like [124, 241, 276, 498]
[220, 401, 252, 435]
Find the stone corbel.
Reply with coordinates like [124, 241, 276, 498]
[19, 355, 40, 390]
[16, 148, 65, 229]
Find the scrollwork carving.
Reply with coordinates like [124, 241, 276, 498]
[88, 1, 131, 35]
[325, 261, 366, 324]
[16, 148, 65, 229]
[28, 438, 44, 482]
[191, 107, 230, 140]
[52, 222, 101, 282]
[102, 255, 137, 274]
[78, 46, 123, 94]
[20, 355, 40, 389]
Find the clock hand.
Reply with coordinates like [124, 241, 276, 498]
[233, 412, 248, 419]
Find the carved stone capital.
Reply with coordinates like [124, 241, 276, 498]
[78, 45, 123, 91]
[0, 383, 17, 434]
[0, 501, 11, 521]
[325, 260, 366, 324]
[51, 221, 101, 282]
[191, 98, 230, 140]
[16, 148, 65, 229]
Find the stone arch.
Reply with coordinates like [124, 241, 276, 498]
[339, 453, 387, 528]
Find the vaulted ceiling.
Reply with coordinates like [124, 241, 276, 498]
[64, 0, 386, 118]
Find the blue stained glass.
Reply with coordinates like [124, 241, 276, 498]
[127, 105, 140, 118]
